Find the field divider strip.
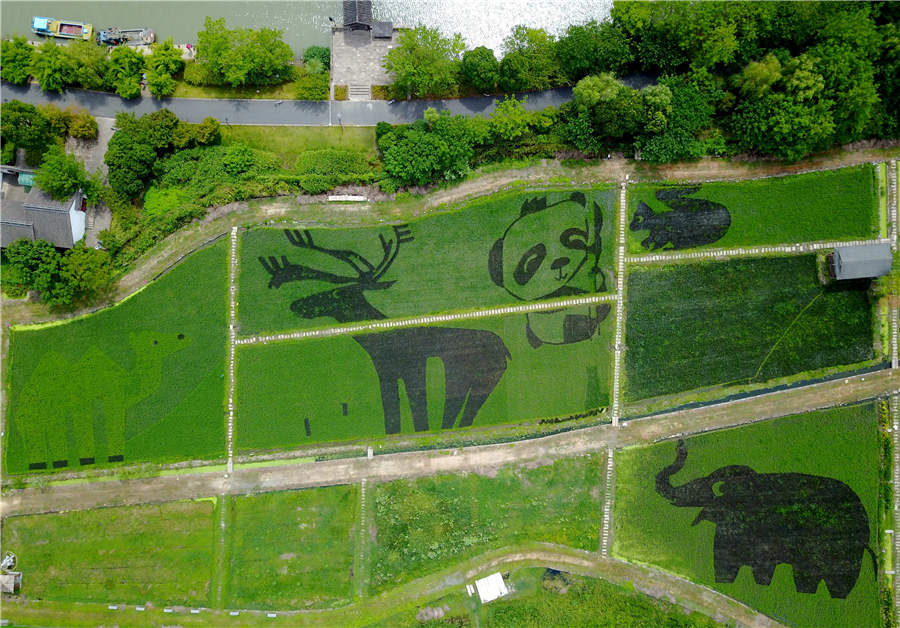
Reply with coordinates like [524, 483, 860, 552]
[600, 446, 615, 556]
[628, 237, 893, 264]
[892, 307, 898, 370]
[611, 180, 628, 425]
[226, 227, 239, 474]
[235, 293, 618, 346]
[892, 394, 899, 618]
[891, 160, 898, 251]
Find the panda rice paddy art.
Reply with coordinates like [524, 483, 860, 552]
[489, 192, 612, 347]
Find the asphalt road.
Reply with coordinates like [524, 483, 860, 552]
[1, 81, 576, 125]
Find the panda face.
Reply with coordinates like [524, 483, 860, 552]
[496, 198, 592, 301]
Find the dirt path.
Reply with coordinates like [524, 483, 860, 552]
[4, 369, 895, 517]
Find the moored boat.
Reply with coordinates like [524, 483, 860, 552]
[31, 17, 93, 41]
[97, 27, 156, 47]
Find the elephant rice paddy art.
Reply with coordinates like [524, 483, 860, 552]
[655, 439, 876, 599]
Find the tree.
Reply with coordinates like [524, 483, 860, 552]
[59, 245, 113, 304]
[35, 145, 91, 201]
[735, 53, 782, 98]
[108, 46, 145, 98]
[572, 73, 620, 110]
[29, 40, 74, 93]
[147, 38, 185, 76]
[460, 46, 499, 93]
[195, 117, 221, 145]
[68, 109, 99, 139]
[382, 131, 451, 186]
[36, 104, 72, 138]
[809, 43, 879, 144]
[0, 101, 52, 153]
[3, 239, 61, 296]
[65, 40, 109, 90]
[105, 132, 156, 198]
[489, 96, 532, 141]
[303, 45, 330, 70]
[195, 17, 293, 86]
[1, 35, 34, 85]
[383, 25, 464, 98]
[147, 68, 177, 98]
[499, 26, 561, 92]
[555, 20, 633, 81]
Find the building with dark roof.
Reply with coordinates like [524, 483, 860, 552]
[1, 173, 85, 249]
[832, 243, 893, 280]
[343, 0, 373, 30]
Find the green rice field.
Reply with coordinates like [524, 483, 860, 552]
[4, 242, 228, 473]
[627, 165, 878, 253]
[624, 255, 874, 401]
[1, 500, 215, 606]
[238, 187, 615, 336]
[235, 305, 614, 451]
[613, 404, 881, 628]
[226, 486, 358, 609]
[370, 455, 605, 594]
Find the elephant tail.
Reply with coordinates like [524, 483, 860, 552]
[865, 545, 878, 580]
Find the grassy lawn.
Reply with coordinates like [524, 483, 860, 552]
[225, 485, 358, 609]
[624, 255, 874, 401]
[4, 242, 228, 473]
[627, 165, 879, 253]
[613, 404, 881, 628]
[238, 187, 615, 336]
[235, 306, 613, 450]
[370, 455, 605, 594]
[221, 126, 376, 168]
[1, 500, 216, 606]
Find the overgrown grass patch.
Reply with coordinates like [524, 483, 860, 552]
[370, 455, 605, 593]
[235, 306, 613, 450]
[613, 404, 880, 628]
[1, 500, 215, 605]
[628, 165, 878, 253]
[4, 242, 228, 473]
[221, 126, 376, 168]
[226, 485, 358, 609]
[624, 255, 874, 401]
[238, 187, 615, 336]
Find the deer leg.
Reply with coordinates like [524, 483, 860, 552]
[442, 369, 470, 429]
[377, 375, 402, 435]
[401, 360, 429, 432]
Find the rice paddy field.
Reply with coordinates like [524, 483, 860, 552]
[237, 187, 616, 336]
[235, 305, 614, 451]
[0, 500, 216, 606]
[627, 165, 879, 253]
[624, 255, 875, 401]
[612, 404, 881, 628]
[3, 242, 228, 473]
[370, 455, 605, 594]
[225, 486, 359, 609]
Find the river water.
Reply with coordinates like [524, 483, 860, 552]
[1, 0, 612, 54]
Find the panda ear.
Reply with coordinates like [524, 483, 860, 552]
[489, 238, 504, 287]
[520, 197, 547, 217]
[570, 191, 586, 206]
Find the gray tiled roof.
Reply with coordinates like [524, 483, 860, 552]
[1, 189, 77, 249]
[24, 186, 71, 211]
[834, 243, 892, 280]
[343, 0, 373, 27]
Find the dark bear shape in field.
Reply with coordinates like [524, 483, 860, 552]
[655, 439, 875, 599]
[631, 187, 731, 250]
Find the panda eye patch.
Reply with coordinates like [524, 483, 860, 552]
[514, 243, 546, 285]
[560, 227, 589, 250]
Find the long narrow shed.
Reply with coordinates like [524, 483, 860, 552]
[833, 243, 892, 280]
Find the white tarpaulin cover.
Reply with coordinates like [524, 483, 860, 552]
[474, 572, 509, 603]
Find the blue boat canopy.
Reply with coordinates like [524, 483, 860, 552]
[32, 17, 50, 30]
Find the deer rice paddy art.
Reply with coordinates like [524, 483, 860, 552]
[655, 439, 875, 599]
[489, 192, 611, 348]
[259, 226, 510, 435]
[631, 186, 731, 250]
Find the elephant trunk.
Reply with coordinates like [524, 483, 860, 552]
[655, 439, 715, 507]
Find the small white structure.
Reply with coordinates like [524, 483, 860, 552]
[474, 572, 509, 604]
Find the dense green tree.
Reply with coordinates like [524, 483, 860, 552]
[105, 132, 156, 198]
[460, 46, 499, 93]
[0, 101, 52, 153]
[65, 40, 109, 90]
[194, 117, 222, 145]
[640, 76, 714, 163]
[489, 96, 533, 141]
[572, 73, 620, 110]
[873, 22, 900, 138]
[195, 17, 293, 86]
[1, 35, 34, 84]
[108, 46, 145, 99]
[382, 131, 451, 186]
[555, 20, 633, 81]
[59, 245, 113, 304]
[734, 52, 782, 98]
[68, 110, 98, 140]
[35, 145, 92, 201]
[147, 38, 185, 76]
[384, 25, 464, 98]
[36, 104, 72, 138]
[146, 68, 177, 98]
[29, 41, 74, 93]
[498, 26, 561, 92]
[303, 45, 330, 70]
[4, 239, 61, 297]
[809, 43, 879, 144]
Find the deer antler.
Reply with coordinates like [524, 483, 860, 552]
[372, 225, 414, 281]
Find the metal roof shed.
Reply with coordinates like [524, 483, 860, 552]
[372, 21, 393, 39]
[343, 0, 373, 30]
[833, 243, 893, 280]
